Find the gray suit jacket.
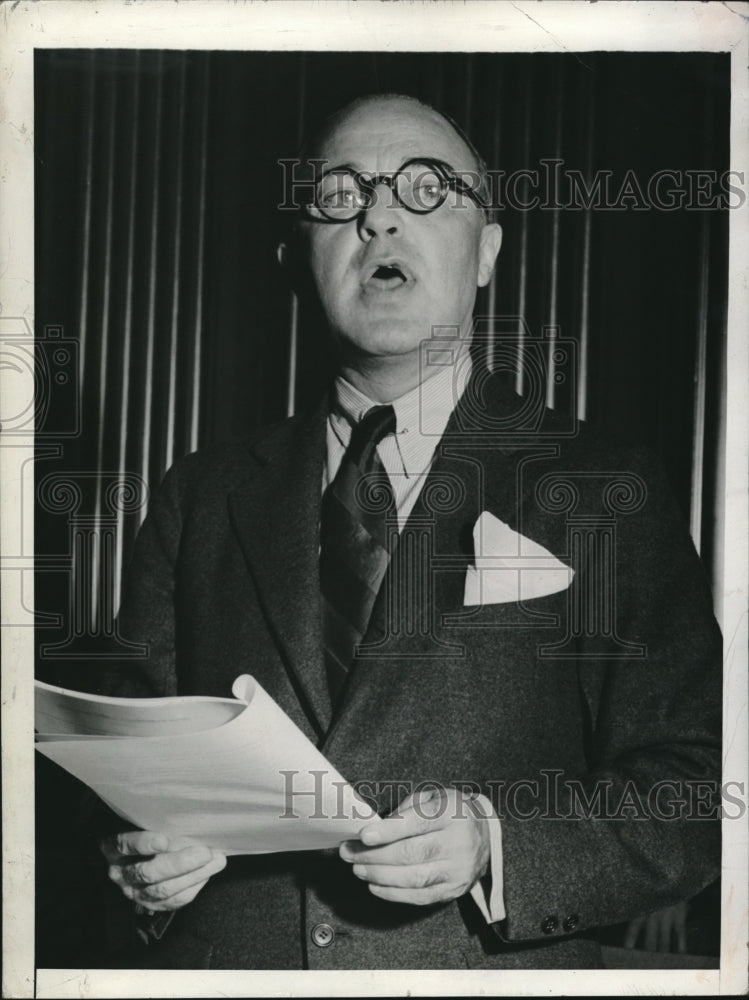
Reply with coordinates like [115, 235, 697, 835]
[108, 371, 721, 969]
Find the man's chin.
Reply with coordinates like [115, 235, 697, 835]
[337, 324, 432, 361]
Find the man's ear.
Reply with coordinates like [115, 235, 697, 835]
[277, 236, 307, 296]
[477, 222, 503, 288]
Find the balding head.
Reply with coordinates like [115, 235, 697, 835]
[303, 94, 492, 216]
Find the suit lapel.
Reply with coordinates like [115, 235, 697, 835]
[227, 402, 332, 738]
[226, 368, 558, 740]
[410, 366, 531, 597]
[334, 367, 558, 706]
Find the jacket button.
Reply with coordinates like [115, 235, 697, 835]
[541, 915, 559, 935]
[563, 913, 580, 933]
[311, 922, 335, 948]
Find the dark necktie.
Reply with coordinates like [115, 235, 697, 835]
[320, 405, 397, 704]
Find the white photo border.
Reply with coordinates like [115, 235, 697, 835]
[1, 2, 747, 997]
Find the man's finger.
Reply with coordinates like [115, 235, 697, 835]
[670, 902, 688, 953]
[623, 915, 644, 949]
[101, 831, 169, 863]
[675, 916, 687, 954]
[135, 878, 210, 913]
[352, 861, 449, 889]
[117, 831, 171, 859]
[116, 844, 216, 887]
[643, 913, 660, 952]
[135, 852, 227, 907]
[367, 883, 446, 906]
[142, 880, 211, 913]
[390, 788, 448, 821]
[657, 915, 672, 953]
[356, 792, 448, 848]
[340, 831, 442, 867]
[101, 831, 206, 864]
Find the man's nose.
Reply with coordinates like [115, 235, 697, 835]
[357, 181, 402, 240]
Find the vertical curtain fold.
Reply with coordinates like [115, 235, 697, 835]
[576, 69, 595, 424]
[286, 54, 307, 418]
[90, 62, 118, 630]
[189, 55, 211, 455]
[113, 51, 141, 615]
[40, 52, 210, 619]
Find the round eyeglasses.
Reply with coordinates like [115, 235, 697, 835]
[302, 157, 486, 222]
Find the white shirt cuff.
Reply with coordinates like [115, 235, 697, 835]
[468, 793, 506, 923]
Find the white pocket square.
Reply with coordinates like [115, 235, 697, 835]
[463, 511, 574, 606]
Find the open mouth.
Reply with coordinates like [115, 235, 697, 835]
[364, 262, 410, 291]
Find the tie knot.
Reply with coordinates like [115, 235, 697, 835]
[348, 404, 396, 466]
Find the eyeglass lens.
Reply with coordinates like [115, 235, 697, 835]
[315, 161, 447, 218]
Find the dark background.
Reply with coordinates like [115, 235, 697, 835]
[34, 49, 728, 966]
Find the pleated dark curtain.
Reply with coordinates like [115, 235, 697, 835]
[34, 50, 729, 669]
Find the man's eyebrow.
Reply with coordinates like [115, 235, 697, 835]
[316, 157, 462, 177]
[426, 158, 458, 173]
[316, 161, 360, 178]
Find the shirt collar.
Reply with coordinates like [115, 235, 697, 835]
[330, 349, 472, 477]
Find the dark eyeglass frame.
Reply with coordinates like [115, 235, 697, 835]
[302, 156, 487, 223]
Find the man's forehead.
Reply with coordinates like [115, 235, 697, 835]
[312, 99, 478, 173]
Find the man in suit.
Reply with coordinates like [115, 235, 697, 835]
[99, 93, 722, 969]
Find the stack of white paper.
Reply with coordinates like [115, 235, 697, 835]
[35, 674, 377, 854]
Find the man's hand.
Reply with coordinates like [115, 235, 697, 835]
[339, 788, 490, 906]
[623, 901, 688, 953]
[100, 831, 226, 913]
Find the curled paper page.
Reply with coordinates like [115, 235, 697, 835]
[35, 674, 378, 854]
